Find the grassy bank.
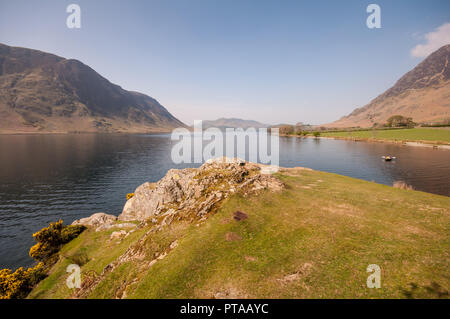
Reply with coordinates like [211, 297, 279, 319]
[29, 168, 450, 299]
[320, 128, 450, 145]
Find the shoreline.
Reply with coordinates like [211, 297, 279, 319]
[0, 131, 175, 136]
[281, 134, 450, 150]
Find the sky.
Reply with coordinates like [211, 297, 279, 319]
[1, 0, 450, 125]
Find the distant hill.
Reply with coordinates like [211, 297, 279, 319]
[199, 118, 269, 130]
[0, 43, 185, 133]
[327, 44, 450, 128]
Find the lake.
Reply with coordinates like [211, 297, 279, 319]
[0, 134, 449, 269]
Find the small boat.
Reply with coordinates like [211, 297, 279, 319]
[382, 156, 396, 161]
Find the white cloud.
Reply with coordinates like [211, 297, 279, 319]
[411, 22, 450, 58]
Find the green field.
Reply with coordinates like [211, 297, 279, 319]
[320, 128, 450, 144]
[29, 168, 450, 299]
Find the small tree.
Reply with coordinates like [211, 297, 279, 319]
[386, 115, 415, 128]
[0, 220, 85, 299]
[294, 122, 304, 134]
[29, 220, 85, 262]
[278, 125, 295, 135]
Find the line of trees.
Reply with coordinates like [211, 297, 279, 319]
[270, 115, 423, 134]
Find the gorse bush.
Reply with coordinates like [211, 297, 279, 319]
[29, 220, 86, 262]
[0, 262, 45, 299]
[127, 193, 135, 200]
[0, 220, 86, 299]
[29, 220, 85, 262]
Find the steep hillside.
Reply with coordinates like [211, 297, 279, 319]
[0, 43, 185, 133]
[328, 44, 450, 128]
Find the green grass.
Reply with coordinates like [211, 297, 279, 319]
[29, 169, 450, 299]
[321, 128, 450, 144]
[27, 225, 148, 299]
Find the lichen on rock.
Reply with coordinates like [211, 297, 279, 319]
[72, 213, 137, 232]
[72, 212, 117, 228]
[118, 157, 284, 222]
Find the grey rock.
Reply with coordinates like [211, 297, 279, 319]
[110, 230, 128, 241]
[72, 212, 117, 228]
[118, 157, 284, 222]
[96, 222, 136, 232]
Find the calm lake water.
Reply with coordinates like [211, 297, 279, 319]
[0, 134, 449, 269]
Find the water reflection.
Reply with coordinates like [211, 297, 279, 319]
[0, 134, 448, 269]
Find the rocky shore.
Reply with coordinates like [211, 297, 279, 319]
[73, 157, 283, 231]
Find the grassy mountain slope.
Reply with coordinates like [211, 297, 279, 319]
[328, 44, 450, 128]
[29, 168, 449, 299]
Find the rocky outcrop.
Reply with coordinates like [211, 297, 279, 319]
[109, 230, 129, 241]
[71, 212, 136, 232]
[72, 158, 283, 235]
[65, 160, 283, 298]
[118, 158, 283, 222]
[72, 212, 117, 228]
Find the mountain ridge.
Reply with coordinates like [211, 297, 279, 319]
[327, 44, 450, 128]
[199, 118, 269, 129]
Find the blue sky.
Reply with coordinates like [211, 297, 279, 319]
[1, 0, 449, 125]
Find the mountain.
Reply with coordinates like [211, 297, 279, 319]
[0, 43, 185, 133]
[327, 44, 450, 128]
[199, 118, 269, 130]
